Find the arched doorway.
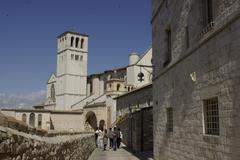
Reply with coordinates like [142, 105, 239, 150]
[22, 114, 27, 123]
[99, 120, 105, 131]
[29, 113, 35, 127]
[85, 111, 97, 131]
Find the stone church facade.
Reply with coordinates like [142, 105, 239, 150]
[2, 31, 152, 133]
[152, 0, 240, 159]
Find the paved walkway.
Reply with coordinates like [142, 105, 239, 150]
[88, 147, 153, 160]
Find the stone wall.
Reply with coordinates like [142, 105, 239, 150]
[117, 107, 153, 152]
[0, 127, 95, 160]
[152, 0, 240, 160]
[116, 83, 152, 118]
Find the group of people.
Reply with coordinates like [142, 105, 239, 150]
[95, 127, 123, 151]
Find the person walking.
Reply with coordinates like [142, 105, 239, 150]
[107, 128, 113, 149]
[117, 128, 122, 148]
[112, 127, 118, 151]
[98, 129, 103, 149]
[103, 129, 108, 151]
[95, 127, 100, 147]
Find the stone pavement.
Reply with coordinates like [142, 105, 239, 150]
[88, 147, 153, 160]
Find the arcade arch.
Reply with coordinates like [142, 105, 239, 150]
[85, 111, 97, 131]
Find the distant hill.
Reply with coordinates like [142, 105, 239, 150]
[0, 90, 46, 109]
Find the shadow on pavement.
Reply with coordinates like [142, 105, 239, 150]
[121, 146, 153, 160]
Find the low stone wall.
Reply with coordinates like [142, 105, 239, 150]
[0, 127, 95, 160]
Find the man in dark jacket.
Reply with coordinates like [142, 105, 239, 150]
[107, 128, 113, 149]
[112, 127, 118, 151]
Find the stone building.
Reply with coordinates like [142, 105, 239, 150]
[1, 31, 152, 133]
[152, 0, 240, 159]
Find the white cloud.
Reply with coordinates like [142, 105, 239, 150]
[0, 90, 46, 109]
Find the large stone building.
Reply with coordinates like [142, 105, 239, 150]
[152, 0, 240, 159]
[1, 31, 152, 133]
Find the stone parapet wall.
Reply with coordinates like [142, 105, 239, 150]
[0, 126, 95, 160]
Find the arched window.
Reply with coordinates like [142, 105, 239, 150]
[117, 84, 121, 91]
[70, 36, 74, 47]
[22, 114, 27, 123]
[81, 38, 84, 49]
[51, 84, 55, 101]
[29, 113, 35, 127]
[75, 37, 79, 48]
[38, 114, 42, 129]
[80, 55, 83, 61]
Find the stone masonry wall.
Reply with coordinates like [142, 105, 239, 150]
[0, 127, 95, 160]
[152, 0, 240, 160]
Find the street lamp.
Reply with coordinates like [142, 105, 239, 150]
[138, 72, 145, 82]
[136, 64, 154, 82]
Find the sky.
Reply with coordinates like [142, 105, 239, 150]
[0, 0, 151, 107]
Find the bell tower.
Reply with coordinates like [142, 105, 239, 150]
[56, 31, 88, 110]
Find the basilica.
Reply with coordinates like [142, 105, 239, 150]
[1, 31, 152, 132]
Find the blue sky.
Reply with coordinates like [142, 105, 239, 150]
[0, 0, 151, 97]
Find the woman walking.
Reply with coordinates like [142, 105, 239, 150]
[97, 129, 103, 148]
[117, 128, 122, 148]
[103, 129, 108, 151]
[112, 127, 118, 151]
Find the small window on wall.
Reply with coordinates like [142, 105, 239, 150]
[80, 55, 83, 61]
[163, 28, 172, 67]
[165, 0, 169, 8]
[117, 84, 121, 91]
[75, 55, 79, 61]
[71, 54, 74, 60]
[167, 108, 173, 132]
[203, 0, 213, 26]
[203, 97, 219, 136]
[185, 26, 190, 48]
[51, 84, 55, 101]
